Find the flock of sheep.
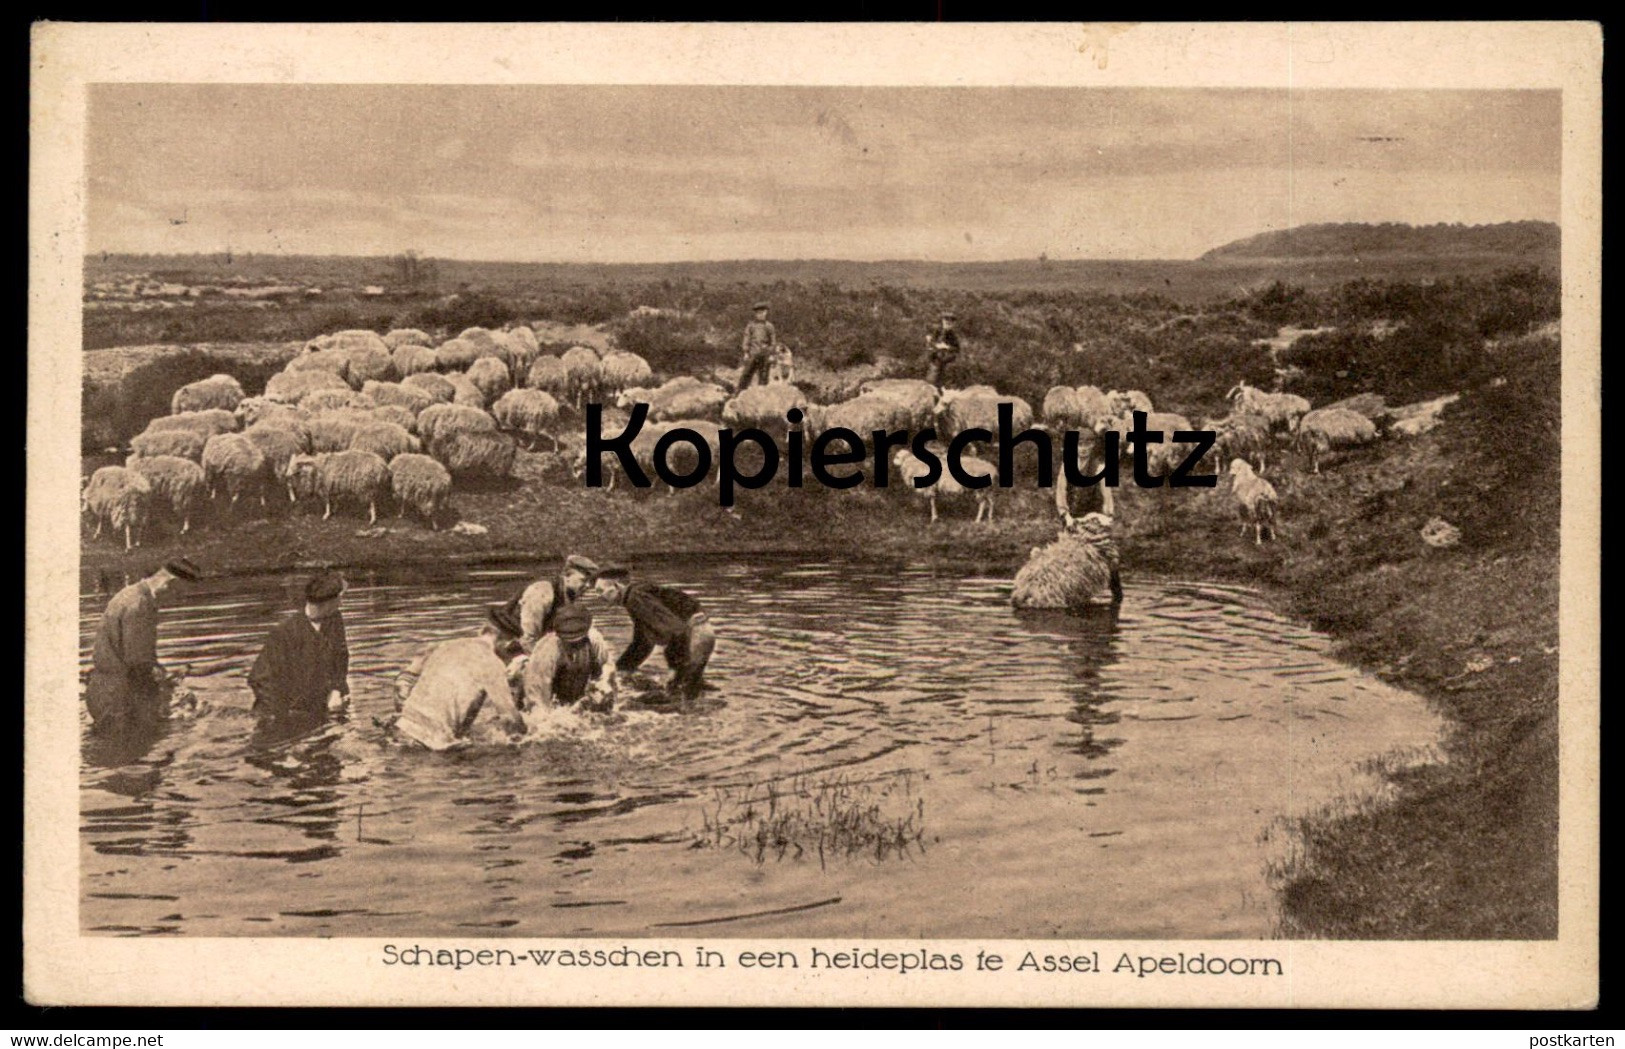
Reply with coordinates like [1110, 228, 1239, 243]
[82, 322, 1389, 553]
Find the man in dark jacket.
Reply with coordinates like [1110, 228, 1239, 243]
[924, 310, 961, 390]
[593, 566, 715, 702]
[85, 557, 202, 730]
[248, 570, 351, 718]
[734, 301, 780, 394]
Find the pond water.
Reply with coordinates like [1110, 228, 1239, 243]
[79, 558, 1442, 939]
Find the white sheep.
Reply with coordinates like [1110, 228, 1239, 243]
[383, 328, 435, 351]
[243, 422, 308, 501]
[306, 329, 389, 358]
[615, 375, 729, 421]
[598, 351, 654, 397]
[304, 414, 365, 454]
[287, 449, 392, 524]
[854, 378, 939, 428]
[429, 429, 516, 482]
[806, 390, 926, 437]
[402, 372, 455, 404]
[391, 344, 439, 377]
[82, 466, 152, 550]
[389, 453, 453, 528]
[457, 327, 514, 369]
[1292, 406, 1378, 473]
[1209, 412, 1273, 475]
[143, 409, 239, 439]
[124, 454, 205, 535]
[561, 346, 603, 409]
[130, 428, 206, 462]
[368, 404, 419, 435]
[446, 373, 487, 409]
[171, 373, 245, 415]
[1104, 389, 1154, 420]
[265, 369, 349, 404]
[201, 432, 268, 513]
[1228, 458, 1279, 545]
[284, 347, 350, 379]
[416, 403, 497, 446]
[566, 417, 669, 494]
[891, 444, 996, 524]
[934, 387, 1034, 437]
[342, 344, 396, 389]
[491, 388, 561, 450]
[722, 382, 807, 432]
[349, 420, 421, 462]
[434, 337, 483, 373]
[362, 380, 436, 416]
[525, 355, 571, 401]
[1227, 382, 1311, 432]
[234, 396, 310, 430]
[464, 357, 512, 405]
[1010, 515, 1121, 610]
[1041, 384, 1112, 431]
[505, 325, 540, 368]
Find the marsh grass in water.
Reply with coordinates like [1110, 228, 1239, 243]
[693, 770, 931, 868]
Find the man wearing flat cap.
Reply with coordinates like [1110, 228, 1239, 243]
[521, 604, 618, 713]
[248, 569, 351, 719]
[391, 606, 530, 751]
[593, 565, 715, 703]
[924, 310, 961, 390]
[734, 301, 782, 395]
[504, 554, 599, 655]
[85, 557, 201, 730]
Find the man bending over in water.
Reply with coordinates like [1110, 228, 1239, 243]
[520, 605, 617, 714]
[593, 565, 716, 702]
[504, 554, 600, 654]
[390, 605, 529, 750]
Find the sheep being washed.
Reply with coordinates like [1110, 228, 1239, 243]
[1010, 514, 1123, 611]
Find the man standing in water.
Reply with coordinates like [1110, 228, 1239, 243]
[734, 301, 780, 394]
[924, 310, 961, 390]
[505, 554, 599, 654]
[248, 570, 352, 719]
[520, 605, 618, 713]
[391, 605, 530, 751]
[85, 557, 201, 731]
[1054, 443, 1124, 605]
[592, 565, 716, 702]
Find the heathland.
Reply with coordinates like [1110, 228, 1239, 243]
[76, 221, 1563, 938]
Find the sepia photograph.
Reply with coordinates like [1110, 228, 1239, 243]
[27, 22, 1599, 1009]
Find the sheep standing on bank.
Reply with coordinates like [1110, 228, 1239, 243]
[144, 409, 240, 439]
[171, 373, 245, 415]
[384, 328, 435, 352]
[1227, 382, 1311, 433]
[392, 344, 439, 378]
[201, 433, 268, 514]
[83, 466, 152, 550]
[1292, 406, 1379, 473]
[561, 347, 603, 409]
[368, 404, 419, 434]
[402, 372, 456, 404]
[491, 388, 561, 450]
[130, 428, 206, 462]
[349, 421, 421, 462]
[304, 414, 365, 454]
[434, 337, 483, 373]
[458, 328, 513, 370]
[235, 397, 310, 430]
[506, 325, 540, 369]
[934, 387, 1034, 442]
[599, 351, 654, 399]
[417, 403, 497, 446]
[891, 444, 997, 525]
[615, 375, 729, 421]
[525, 356, 570, 402]
[124, 454, 205, 535]
[265, 369, 349, 405]
[1133, 411, 1197, 479]
[854, 378, 939, 429]
[243, 422, 308, 501]
[1228, 458, 1278, 545]
[343, 344, 397, 388]
[464, 357, 512, 405]
[1010, 515, 1122, 611]
[301, 388, 376, 414]
[362, 380, 436, 416]
[430, 429, 517, 483]
[389, 453, 453, 528]
[1105, 389, 1154, 421]
[722, 382, 807, 432]
[285, 347, 350, 380]
[446, 373, 487, 409]
[1209, 412, 1273, 475]
[288, 449, 393, 524]
[806, 389, 925, 436]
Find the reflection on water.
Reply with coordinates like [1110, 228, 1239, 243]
[79, 559, 1441, 938]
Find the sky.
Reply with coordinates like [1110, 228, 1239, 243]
[87, 86, 1561, 263]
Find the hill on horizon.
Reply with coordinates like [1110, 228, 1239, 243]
[1201, 220, 1559, 262]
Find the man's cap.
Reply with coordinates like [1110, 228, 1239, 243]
[554, 604, 594, 642]
[595, 564, 631, 581]
[753, 301, 770, 311]
[564, 554, 600, 578]
[488, 602, 523, 637]
[162, 557, 203, 582]
[304, 570, 346, 603]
